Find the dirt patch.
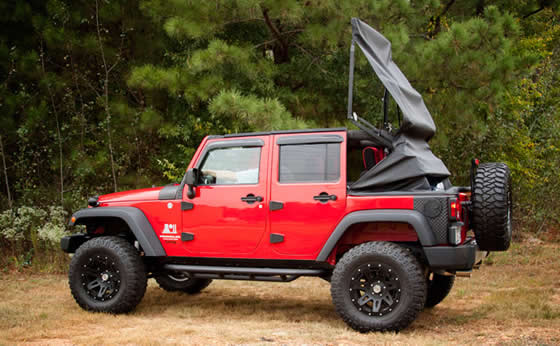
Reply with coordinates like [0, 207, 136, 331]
[0, 242, 559, 344]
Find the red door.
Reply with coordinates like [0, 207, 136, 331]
[269, 132, 347, 259]
[181, 136, 269, 256]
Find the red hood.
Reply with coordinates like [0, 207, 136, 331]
[98, 186, 167, 204]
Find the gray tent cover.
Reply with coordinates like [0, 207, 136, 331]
[349, 18, 450, 191]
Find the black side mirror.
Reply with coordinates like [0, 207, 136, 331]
[185, 168, 199, 199]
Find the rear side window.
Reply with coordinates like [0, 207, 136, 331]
[279, 143, 340, 183]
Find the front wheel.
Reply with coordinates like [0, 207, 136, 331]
[330, 242, 427, 332]
[68, 236, 147, 313]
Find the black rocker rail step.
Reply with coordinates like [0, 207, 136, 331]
[162, 264, 326, 283]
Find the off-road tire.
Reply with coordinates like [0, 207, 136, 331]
[330, 242, 427, 332]
[424, 273, 455, 308]
[155, 274, 212, 294]
[68, 236, 147, 313]
[472, 162, 512, 251]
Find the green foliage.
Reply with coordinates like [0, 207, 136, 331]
[1, 0, 560, 270]
[0, 206, 69, 249]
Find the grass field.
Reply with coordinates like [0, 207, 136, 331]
[1, 240, 559, 345]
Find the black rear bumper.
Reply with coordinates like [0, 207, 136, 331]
[423, 240, 485, 271]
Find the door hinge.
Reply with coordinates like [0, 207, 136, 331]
[181, 202, 194, 211]
[181, 232, 194, 241]
[270, 233, 284, 243]
[269, 201, 284, 211]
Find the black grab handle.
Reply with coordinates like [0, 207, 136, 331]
[313, 192, 337, 203]
[241, 193, 263, 204]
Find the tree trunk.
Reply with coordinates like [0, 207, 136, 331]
[0, 134, 12, 209]
[40, 42, 64, 206]
[96, 0, 118, 192]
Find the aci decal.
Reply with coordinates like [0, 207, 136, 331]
[162, 224, 177, 234]
[159, 223, 180, 241]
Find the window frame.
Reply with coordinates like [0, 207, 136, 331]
[195, 139, 264, 186]
[277, 141, 342, 184]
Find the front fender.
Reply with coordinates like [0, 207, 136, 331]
[316, 209, 437, 261]
[68, 207, 166, 257]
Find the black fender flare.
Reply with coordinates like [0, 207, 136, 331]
[68, 207, 166, 257]
[316, 209, 436, 261]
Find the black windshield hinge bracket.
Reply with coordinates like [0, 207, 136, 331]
[181, 202, 194, 211]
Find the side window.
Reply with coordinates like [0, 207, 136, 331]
[279, 143, 340, 183]
[199, 146, 261, 185]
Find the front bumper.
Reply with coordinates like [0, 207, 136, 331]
[60, 233, 90, 253]
[423, 240, 486, 271]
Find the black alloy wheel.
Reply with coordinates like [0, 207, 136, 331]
[80, 254, 122, 302]
[69, 236, 147, 313]
[349, 262, 402, 317]
[331, 241, 426, 332]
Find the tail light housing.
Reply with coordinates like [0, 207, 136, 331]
[449, 198, 460, 221]
[449, 196, 467, 245]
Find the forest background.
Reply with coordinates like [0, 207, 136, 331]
[0, 0, 559, 270]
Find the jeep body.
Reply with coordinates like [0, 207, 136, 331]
[65, 129, 478, 267]
[61, 18, 512, 332]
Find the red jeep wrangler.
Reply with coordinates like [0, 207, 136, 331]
[61, 19, 512, 332]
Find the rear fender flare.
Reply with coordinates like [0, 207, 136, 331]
[69, 207, 166, 257]
[316, 209, 436, 261]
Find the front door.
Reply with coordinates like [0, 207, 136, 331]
[269, 132, 347, 259]
[181, 136, 269, 256]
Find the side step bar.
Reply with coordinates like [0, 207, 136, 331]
[162, 264, 326, 283]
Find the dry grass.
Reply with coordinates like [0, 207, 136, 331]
[1, 240, 559, 345]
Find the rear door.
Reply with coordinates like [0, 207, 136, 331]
[269, 131, 347, 258]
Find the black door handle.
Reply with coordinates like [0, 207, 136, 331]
[313, 192, 337, 203]
[241, 193, 263, 204]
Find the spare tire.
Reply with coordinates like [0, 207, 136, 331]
[471, 162, 512, 251]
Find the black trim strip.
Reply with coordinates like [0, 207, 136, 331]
[161, 257, 333, 269]
[206, 138, 264, 150]
[207, 128, 346, 139]
[188, 273, 301, 282]
[158, 185, 180, 200]
[276, 134, 343, 145]
[163, 264, 324, 276]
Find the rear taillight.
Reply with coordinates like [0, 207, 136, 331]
[449, 197, 467, 245]
[449, 198, 459, 220]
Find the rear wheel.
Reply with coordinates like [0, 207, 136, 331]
[155, 273, 212, 294]
[68, 236, 147, 313]
[424, 273, 455, 308]
[330, 242, 426, 332]
[472, 162, 513, 251]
